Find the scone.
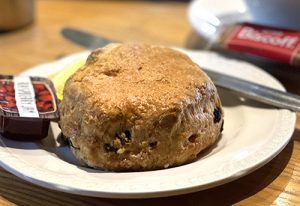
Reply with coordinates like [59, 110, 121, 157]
[59, 43, 224, 171]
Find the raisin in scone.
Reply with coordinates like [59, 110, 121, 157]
[59, 43, 224, 171]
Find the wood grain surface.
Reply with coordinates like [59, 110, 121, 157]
[0, 0, 299, 205]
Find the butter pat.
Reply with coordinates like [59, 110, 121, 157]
[49, 59, 86, 100]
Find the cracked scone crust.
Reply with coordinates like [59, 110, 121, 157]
[59, 43, 224, 171]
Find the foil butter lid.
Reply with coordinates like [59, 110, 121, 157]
[0, 75, 59, 141]
[49, 58, 85, 100]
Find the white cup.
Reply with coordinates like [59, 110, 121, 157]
[245, 0, 300, 30]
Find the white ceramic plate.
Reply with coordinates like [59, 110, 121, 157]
[0, 50, 296, 198]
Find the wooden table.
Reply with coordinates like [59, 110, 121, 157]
[0, 0, 299, 205]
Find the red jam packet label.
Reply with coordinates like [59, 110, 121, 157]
[0, 75, 59, 119]
[14, 76, 40, 117]
[225, 23, 300, 64]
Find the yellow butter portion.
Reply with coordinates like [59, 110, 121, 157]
[49, 58, 86, 100]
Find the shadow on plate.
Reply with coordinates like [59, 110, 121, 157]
[39, 131, 85, 168]
[39, 131, 114, 174]
[195, 133, 224, 160]
[0, 135, 41, 150]
[219, 88, 277, 110]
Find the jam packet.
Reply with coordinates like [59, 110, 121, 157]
[216, 23, 300, 66]
[0, 75, 59, 140]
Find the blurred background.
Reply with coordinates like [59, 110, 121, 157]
[0, 0, 192, 71]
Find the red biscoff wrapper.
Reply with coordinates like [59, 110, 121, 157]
[217, 23, 300, 66]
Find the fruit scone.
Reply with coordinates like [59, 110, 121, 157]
[58, 43, 224, 171]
